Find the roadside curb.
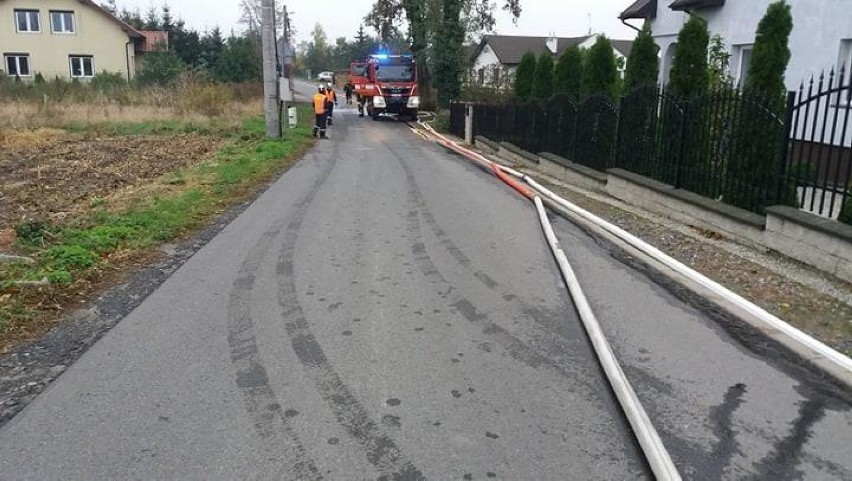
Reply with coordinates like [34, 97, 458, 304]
[490, 150, 852, 390]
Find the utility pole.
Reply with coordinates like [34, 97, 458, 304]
[261, 0, 280, 138]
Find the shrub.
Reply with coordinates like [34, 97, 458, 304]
[179, 84, 234, 117]
[16, 220, 51, 246]
[839, 196, 852, 225]
[90, 71, 127, 92]
[136, 50, 185, 86]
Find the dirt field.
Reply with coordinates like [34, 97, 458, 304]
[0, 129, 222, 233]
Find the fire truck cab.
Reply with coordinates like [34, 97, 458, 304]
[350, 54, 419, 121]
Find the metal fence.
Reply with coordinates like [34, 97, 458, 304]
[449, 101, 466, 138]
[463, 72, 852, 219]
[784, 69, 852, 219]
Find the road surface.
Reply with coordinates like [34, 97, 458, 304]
[1, 86, 851, 480]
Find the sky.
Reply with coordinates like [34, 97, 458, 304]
[114, 0, 637, 43]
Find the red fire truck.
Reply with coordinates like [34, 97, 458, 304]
[350, 53, 419, 121]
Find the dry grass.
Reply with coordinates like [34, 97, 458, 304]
[0, 99, 262, 130]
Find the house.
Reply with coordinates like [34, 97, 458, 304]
[0, 0, 149, 81]
[619, 0, 852, 89]
[469, 34, 634, 88]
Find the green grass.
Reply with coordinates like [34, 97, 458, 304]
[1, 105, 315, 344]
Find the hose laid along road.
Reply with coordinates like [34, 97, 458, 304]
[1, 100, 851, 480]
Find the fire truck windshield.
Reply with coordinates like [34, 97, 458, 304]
[376, 64, 415, 82]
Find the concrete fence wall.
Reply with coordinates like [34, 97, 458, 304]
[475, 136, 852, 284]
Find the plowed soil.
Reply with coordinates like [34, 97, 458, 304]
[0, 130, 222, 230]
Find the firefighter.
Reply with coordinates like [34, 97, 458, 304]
[312, 85, 329, 138]
[343, 80, 354, 105]
[325, 84, 338, 126]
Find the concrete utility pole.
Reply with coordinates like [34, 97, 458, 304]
[261, 0, 280, 138]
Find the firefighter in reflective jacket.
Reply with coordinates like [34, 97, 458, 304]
[313, 86, 330, 138]
[324, 84, 338, 126]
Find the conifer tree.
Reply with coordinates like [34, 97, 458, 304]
[531, 51, 554, 100]
[624, 24, 659, 91]
[554, 45, 583, 100]
[746, 0, 793, 109]
[581, 35, 618, 98]
[669, 15, 709, 97]
[514, 51, 536, 100]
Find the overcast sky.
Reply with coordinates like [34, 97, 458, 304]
[113, 0, 637, 43]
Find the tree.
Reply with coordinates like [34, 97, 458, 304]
[102, 0, 118, 14]
[433, 0, 465, 106]
[304, 24, 332, 74]
[746, 0, 793, 109]
[201, 27, 226, 70]
[365, 0, 523, 109]
[624, 24, 658, 91]
[707, 34, 732, 88]
[531, 51, 554, 100]
[581, 35, 618, 98]
[365, 0, 404, 42]
[238, 0, 288, 33]
[669, 15, 709, 97]
[554, 45, 583, 100]
[171, 19, 204, 67]
[513, 51, 536, 100]
[144, 6, 160, 30]
[214, 35, 262, 82]
[724, 1, 795, 212]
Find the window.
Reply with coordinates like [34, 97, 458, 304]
[14, 9, 40, 32]
[4, 54, 32, 77]
[69, 56, 94, 78]
[50, 11, 75, 34]
[736, 45, 753, 88]
[662, 43, 677, 84]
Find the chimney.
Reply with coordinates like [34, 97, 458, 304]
[546, 34, 558, 55]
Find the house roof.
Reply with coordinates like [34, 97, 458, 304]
[619, 0, 657, 20]
[669, 0, 725, 10]
[473, 35, 591, 65]
[138, 31, 169, 52]
[611, 39, 634, 58]
[74, 0, 144, 38]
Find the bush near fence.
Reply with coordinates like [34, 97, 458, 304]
[453, 74, 852, 221]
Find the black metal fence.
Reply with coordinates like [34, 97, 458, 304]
[449, 102, 466, 139]
[785, 69, 852, 219]
[459, 70, 852, 219]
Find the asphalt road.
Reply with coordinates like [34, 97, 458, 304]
[1, 85, 851, 480]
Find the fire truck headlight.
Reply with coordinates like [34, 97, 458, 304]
[373, 96, 387, 108]
[407, 96, 420, 108]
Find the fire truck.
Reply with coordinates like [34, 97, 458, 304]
[350, 53, 419, 121]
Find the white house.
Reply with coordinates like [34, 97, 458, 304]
[619, 0, 852, 89]
[469, 34, 634, 88]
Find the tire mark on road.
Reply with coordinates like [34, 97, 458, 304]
[226, 154, 336, 480]
[276, 144, 426, 480]
[393, 151, 620, 401]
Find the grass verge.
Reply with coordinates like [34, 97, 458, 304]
[0, 105, 315, 351]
